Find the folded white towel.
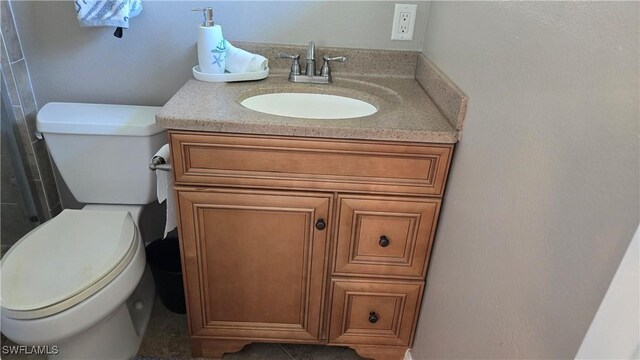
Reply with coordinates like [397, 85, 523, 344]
[75, 0, 142, 28]
[224, 41, 268, 73]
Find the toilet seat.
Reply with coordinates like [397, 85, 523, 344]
[0, 209, 138, 320]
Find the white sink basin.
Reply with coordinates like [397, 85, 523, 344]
[240, 93, 377, 119]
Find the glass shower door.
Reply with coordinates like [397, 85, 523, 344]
[1, 74, 39, 255]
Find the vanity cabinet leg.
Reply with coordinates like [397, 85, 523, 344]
[349, 345, 409, 360]
[191, 338, 251, 359]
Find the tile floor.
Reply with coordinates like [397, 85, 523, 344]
[1, 297, 365, 360]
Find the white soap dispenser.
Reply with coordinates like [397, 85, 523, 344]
[193, 7, 226, 74]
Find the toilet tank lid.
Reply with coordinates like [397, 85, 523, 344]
[37, 102, 165, 136]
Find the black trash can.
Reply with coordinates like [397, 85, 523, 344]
[145, 237, 186, 314]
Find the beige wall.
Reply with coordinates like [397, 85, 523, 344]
[412, 2, 639, 358]
[11, 1, 429, 108]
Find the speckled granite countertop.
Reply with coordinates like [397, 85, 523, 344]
[157, 74, 457, 143]
[156, 44, 465, 144]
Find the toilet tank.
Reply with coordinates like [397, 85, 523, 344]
[36, 103, 166, 205]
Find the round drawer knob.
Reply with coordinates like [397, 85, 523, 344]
[315, 219, 326, 231]
[378, 235, 390, 247]
[368, 311, 379, 324]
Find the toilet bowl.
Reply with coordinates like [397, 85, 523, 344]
[0, 103, 167, 359]
[1, 206, 154, 359]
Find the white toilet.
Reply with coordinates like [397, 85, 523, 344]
[1, 102, 168, 359]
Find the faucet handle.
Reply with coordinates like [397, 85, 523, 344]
[320, 56, 347, 78]
[323, 55, 347, 63]
[278, 53, 301, 75]
[278, 53, 300, 60]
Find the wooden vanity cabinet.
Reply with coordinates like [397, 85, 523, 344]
[170, 131, 453, 360]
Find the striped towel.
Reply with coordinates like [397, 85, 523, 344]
[75, 0, 142, 28]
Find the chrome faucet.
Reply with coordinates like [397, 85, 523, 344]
[305, 41, 316, 77]
[278, 41, 346, 84]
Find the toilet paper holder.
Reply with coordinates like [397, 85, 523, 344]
[149, 156, 171, 172]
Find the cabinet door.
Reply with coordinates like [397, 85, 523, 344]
[177, 188, 332, 342]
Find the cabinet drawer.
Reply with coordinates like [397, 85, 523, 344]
[333, 195, 440, 279]
[170, 132, 453, 196]
[328, 279, 423, 346]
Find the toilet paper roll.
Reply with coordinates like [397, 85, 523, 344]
[153, 144, 177, 238]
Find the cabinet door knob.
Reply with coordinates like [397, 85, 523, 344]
[368, 311, 379, 324]
[315, 219, 326, 230]
[379, 235, 390, 247]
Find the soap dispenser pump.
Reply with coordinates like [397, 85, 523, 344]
[193, 7, 226, 74]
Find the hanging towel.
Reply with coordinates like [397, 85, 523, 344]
[224, 41, 269, 73]
[75, 0, 142, 28]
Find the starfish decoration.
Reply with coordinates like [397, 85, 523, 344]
[212, 53, 224, 68]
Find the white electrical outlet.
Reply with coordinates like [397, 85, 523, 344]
[391, 4, 417, 41]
